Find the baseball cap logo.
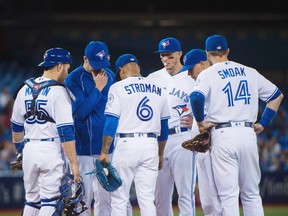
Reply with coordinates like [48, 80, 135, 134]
[183, 56, 187, 63]
[161, 40, 170, 48]
[216, 45, 222, 50]
[96, 50, 106, 60]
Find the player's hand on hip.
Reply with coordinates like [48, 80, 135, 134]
[197, 121, 216, 133]
[253, 123, 264, 134]
[180, 114, 193, 129]
[93, 70, 108, 92]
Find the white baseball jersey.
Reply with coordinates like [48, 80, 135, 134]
[11, 77, 74, 139]
[191, 60, 277, 216]
[105, 76, 170, 135]
[147, 68, 197, 216]
[11, 76, 74, 216]
[105, 76, 169, 216]
[147, 68, 196, 129]
[192, 61, 278, 123]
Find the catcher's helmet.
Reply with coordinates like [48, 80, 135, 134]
[59, 174, 87, 215]
[38, 47, 72, 67]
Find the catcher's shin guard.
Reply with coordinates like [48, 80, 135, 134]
[41, 197, 64, 216]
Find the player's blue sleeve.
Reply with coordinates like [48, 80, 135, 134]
[190, 91, 205, 122]
[57, 125, 75, 142]
[74, 87, 102, 120]
[267, 88, 282, 102]
[158, 119, 168, 141]
[65, 77, 103, 120]
[11, 122, 24, 132]
[13, 140, 25, 153]
[103, 115, 119, 137]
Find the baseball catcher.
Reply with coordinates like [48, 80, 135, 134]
[182, 131, 211, 153]
[86, 159, 122, 192]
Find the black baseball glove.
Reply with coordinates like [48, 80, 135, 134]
[9, 153, 23, 172]
[182, 131, 211, 153]
[86, 159, 122, 192]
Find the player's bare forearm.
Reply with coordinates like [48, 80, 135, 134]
[158, 140, 167, 170]
[62, 140, 80, 181]
[266, 93, 284, 111]
[99, 136, 113, 162]
[12, 131, 25, 143]
[158, 140, 166, 157]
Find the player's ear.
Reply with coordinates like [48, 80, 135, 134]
[119, 69, 126, 80]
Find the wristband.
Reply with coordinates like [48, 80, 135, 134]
[13, 140, 25, 153]
[259, 107, 277, 128]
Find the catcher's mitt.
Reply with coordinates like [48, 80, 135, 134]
[85, 159, 122, 192]
[9, 153, 23, 172]
[182, 131, 211, 153]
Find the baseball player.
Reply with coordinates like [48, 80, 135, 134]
[64, 41, 117, 216]
[179, 48, 216, 216]
[98, 54, 170, 216]
[10, 47, 80, 216]
[147, 37, 198, 216]
[190, 34, 284, 216]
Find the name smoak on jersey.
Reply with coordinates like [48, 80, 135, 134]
[124, 83, 162, 96]
[218, 67, 246, 79]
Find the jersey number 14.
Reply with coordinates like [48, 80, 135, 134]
[223, 80, 251, 107]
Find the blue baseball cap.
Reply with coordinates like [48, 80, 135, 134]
[99, 41, 109, 56]
[115, 54, 139, 72]
[85, 41, 110, 69]
[179, 49, 207, 73]
[154, 37, 181, 53]
[205, 34, 228, 51]
[38, 47, 72, 67]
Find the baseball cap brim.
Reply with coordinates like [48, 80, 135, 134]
[179, 64, 196, 73]
[38, 62, 58, 67]
[154, 49, 180, 53]
[89, 58, 111, 70]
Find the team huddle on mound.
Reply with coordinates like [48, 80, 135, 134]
[10, 34, 284, 216]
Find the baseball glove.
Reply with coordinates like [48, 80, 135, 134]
[86, 159, 122, 192]
[9, 153, 23, 172]
[181, 131, 211, 153]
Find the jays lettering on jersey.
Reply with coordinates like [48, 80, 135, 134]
[147, 68, 195, 129]
[167, 72, 194, 128]
[105, 77, 170, 135]
[192, 61, 279, 123]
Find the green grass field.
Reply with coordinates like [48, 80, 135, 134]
[1, 206, 287, 216]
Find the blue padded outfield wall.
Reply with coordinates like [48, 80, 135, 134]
[0, 172, 287, 209]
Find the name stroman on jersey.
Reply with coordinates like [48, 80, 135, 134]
[124, 82, 162, 96]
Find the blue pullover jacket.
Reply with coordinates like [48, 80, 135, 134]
[64, 65, 115, 155]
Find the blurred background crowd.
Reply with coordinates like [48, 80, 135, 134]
[0, 0, 287, 174]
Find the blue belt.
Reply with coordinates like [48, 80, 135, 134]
[215, 122, 253, 130]
[168, 127, 188, 135]
[26, 138, 55, 142]
[118, 133, 157, 138]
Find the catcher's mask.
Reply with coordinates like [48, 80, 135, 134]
[59, 174, 87, 216]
